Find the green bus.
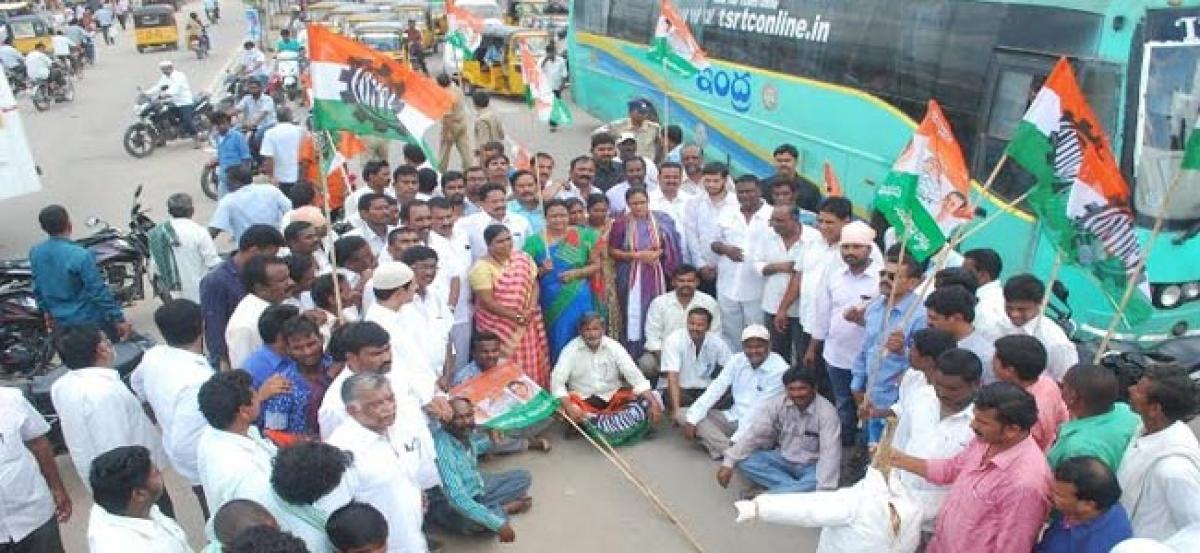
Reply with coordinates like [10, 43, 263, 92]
[567, 0, 1200, 361]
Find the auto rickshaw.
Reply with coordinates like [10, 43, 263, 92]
[142, 0, 181, 12]
[304, 1, 346, 24]
[132, 5, 178, 52]
[350, 21, 409, 65]
[460, 26, 549, 97]
[341, 12, 391, 35]
[327, 3, 385, 33]
[4, 13, 49, 54]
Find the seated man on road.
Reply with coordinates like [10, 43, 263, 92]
[679, 325, 788, 460]
[452, 331, 552, 455]
[640, 264, 721, 386]
[550, 313, 663, 446]
[661, 306, 731, 420]
[717, 366, 840, 495]
[428, 397, 532, 544]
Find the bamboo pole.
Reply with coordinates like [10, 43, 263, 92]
[861, 231, 908, 428]
[558, 411, 707, 553]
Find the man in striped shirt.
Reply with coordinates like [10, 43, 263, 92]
[427, 397, 532, 543]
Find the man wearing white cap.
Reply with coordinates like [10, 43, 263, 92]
[806, 220, 881, 446]
[153, 60, 199, 146]
[362, 262, 453, 423]
[680, 324, 789, 460]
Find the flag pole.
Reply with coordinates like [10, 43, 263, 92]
[320, 130, 346, 320]
[1092, 172, 1183, 362]
[1040, 250, 1064, 316]
[862, 229, 908, 431]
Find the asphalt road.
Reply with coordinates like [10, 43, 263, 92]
[4, 6, 819, 552]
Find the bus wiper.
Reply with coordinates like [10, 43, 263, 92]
[1174, 219, 1200, 245]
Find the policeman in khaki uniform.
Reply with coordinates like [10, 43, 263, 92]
[473, 90, 506, 161]
[437, 74, 473, 171]
[603, 99, 662, 162]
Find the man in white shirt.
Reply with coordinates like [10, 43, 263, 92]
[712, 176, 773, 350]
[237, 442, 355, 553]
[1119, 364, 1200, 540]
[328, 373, 435, 553]
[0, 37, 23, 72]
[925, 285, 997, 384]
[153, 60, 200, 143]
[430, 196, 475, 370]
[679, 144, 705, 196]
[319, 321, 398, 438]
[0, 388, 72, 551]
[962, 248, 1007, 341]
[804, 221, 881, 446]
[86, 446, 190, 553]
[344, 193, 396, 259]
[23, 42, 54, 82]
[552, 314, 663, 426]
[225, 255, 294, 369]
[49, 324, 173, 512]
[640, 265, 721, 384]
[685, 161, 736, 297]
[456, 182, 532, 263]
[892, 347, 980, 533]
[400, 199, 462, 311]
[756, 204, 819, 364]
[604, 156, 650, 216]
[543, 156, 598, 201]
[346, 161, 394, 232]
[997, 274, 1079, 382]
[130, 299, 215, 518]
[196, 369, 281, 517]
[260, 106, 305, 190]
[648, 162, 696, 253]
[680, 325, 789, 460]
[399, 246, 456, 386]
[661, 307, 732, 418]
[154, 193, 220, 303]
[236, 40, 269, 85]
[50, 31, 74, 60]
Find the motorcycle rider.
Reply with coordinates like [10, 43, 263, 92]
[63, 19, 92, 66]
[23, 42, 56, 88]
[234, 78, 276, 159]
[209, 111, 252, 198]
[50, 30, 76, 73]
[29, 204, 132, 341]
[185, 12, 209, 56]
[154, 60, 201, 147]
[234, 40, 269, 87]
[276, 28, 301, 53]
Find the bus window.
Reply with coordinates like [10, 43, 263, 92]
[977, 54, 1054, 203]
[606, 1, 655, 45]
[1134, 41, 1200, 227]
[574, 0, 608, 35]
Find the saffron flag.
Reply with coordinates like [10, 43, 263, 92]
[450, 363, 556, 431]
[874, 100, 973, 261]
[519, 39, 573, 127]
[445, 0, 484, 62]
[308, 24, 453, 151]
[823, 160, 844, 197]
[507, 136, 532, 171]
[647, 0, 709, 78]
[1005, 58, 1151, 324]
[301, 131, 364, 211]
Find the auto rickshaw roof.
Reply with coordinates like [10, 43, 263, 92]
[6, 13, 44, 22]
[352, 21, 408, 32]
[345, 12, 391, 23]
[132, 5, 175, 15]
[330, 4, 384, 15]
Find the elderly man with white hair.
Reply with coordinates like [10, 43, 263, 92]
[148, 193, 219, 303]
[327, 372, 435, 553]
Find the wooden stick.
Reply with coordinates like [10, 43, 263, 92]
[1093, 171, 1184, 361]
[558, 411, 708, 553]
[950, 186, 1035, 245]
[870, 416, 899, 480]
[1039, 251, 1064, 316]
[861, 232, 908, 428]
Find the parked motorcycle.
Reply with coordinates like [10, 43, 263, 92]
[30, 65, 74, 111]
[268, 50, 301, 104]
[123, 87, 216, 158]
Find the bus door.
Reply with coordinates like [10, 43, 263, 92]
[973, 50, 1058, 203]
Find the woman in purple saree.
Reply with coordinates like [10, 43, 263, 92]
[607, 186, 682, 359]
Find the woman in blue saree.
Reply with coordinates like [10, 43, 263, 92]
[523, 199, 601, 363]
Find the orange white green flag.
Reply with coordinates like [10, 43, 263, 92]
[519, 39, 573, 127]
[446, 0, 485, 61]
[1005, 58, 1151, 324]
[308, 24, 453, 151]
[647, 0, 709, 78]
[874, 100, 973, 261]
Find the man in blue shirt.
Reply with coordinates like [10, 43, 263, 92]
[853, 242, 928, 445]
[29, 205, 130, 340]
[243, 304, 310, 437]
[209, 111, 251, 197]
[207, 166, 292, 243]
[199, 224, 285, 369]
[1036, 456, 1132, 553]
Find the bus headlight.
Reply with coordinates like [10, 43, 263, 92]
[1184, 282, 1200, 300]
[1159, 285, 1183, 308]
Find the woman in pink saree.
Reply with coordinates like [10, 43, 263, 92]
[468, 224, 551, 387]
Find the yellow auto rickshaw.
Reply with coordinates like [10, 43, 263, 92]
[461, 26, 548, 97]
[342, 12, 391, 34]
[132, 5, 178, 53]
[327, 3, 385, 33]
[4, 13, 49, 54]
[351, 21, 409, 65]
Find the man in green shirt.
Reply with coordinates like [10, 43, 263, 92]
[275, 29, 301, 53]
[1047, 364, 1140, 470]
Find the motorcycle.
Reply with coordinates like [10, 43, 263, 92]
[30, 64, 74, 111]
[199, 148, 259, 200]
[5, 65, 29, 95]
[123, 87, 216, 158]
[268, 50, 301, 104]
[189, 30, 211, 59]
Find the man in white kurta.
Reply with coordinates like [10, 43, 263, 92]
[195, 370, 279, 517]
[85, 446, 191, 553]
[328, 373, 435, 553]
[161, 193, 221, 303]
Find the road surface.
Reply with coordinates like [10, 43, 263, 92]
[1, 5, 819, 552]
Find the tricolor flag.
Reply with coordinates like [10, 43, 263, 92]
[450, 363, 556, 431]
[301, 131, 364, 211]
[307, 24, 453, 154]
[874, 100, 973, 261]
[1005, 58, 1152, 324]
[446, 0, 484, 62]
[647, 0, 709, 78]
[519, 39, 573, 127]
